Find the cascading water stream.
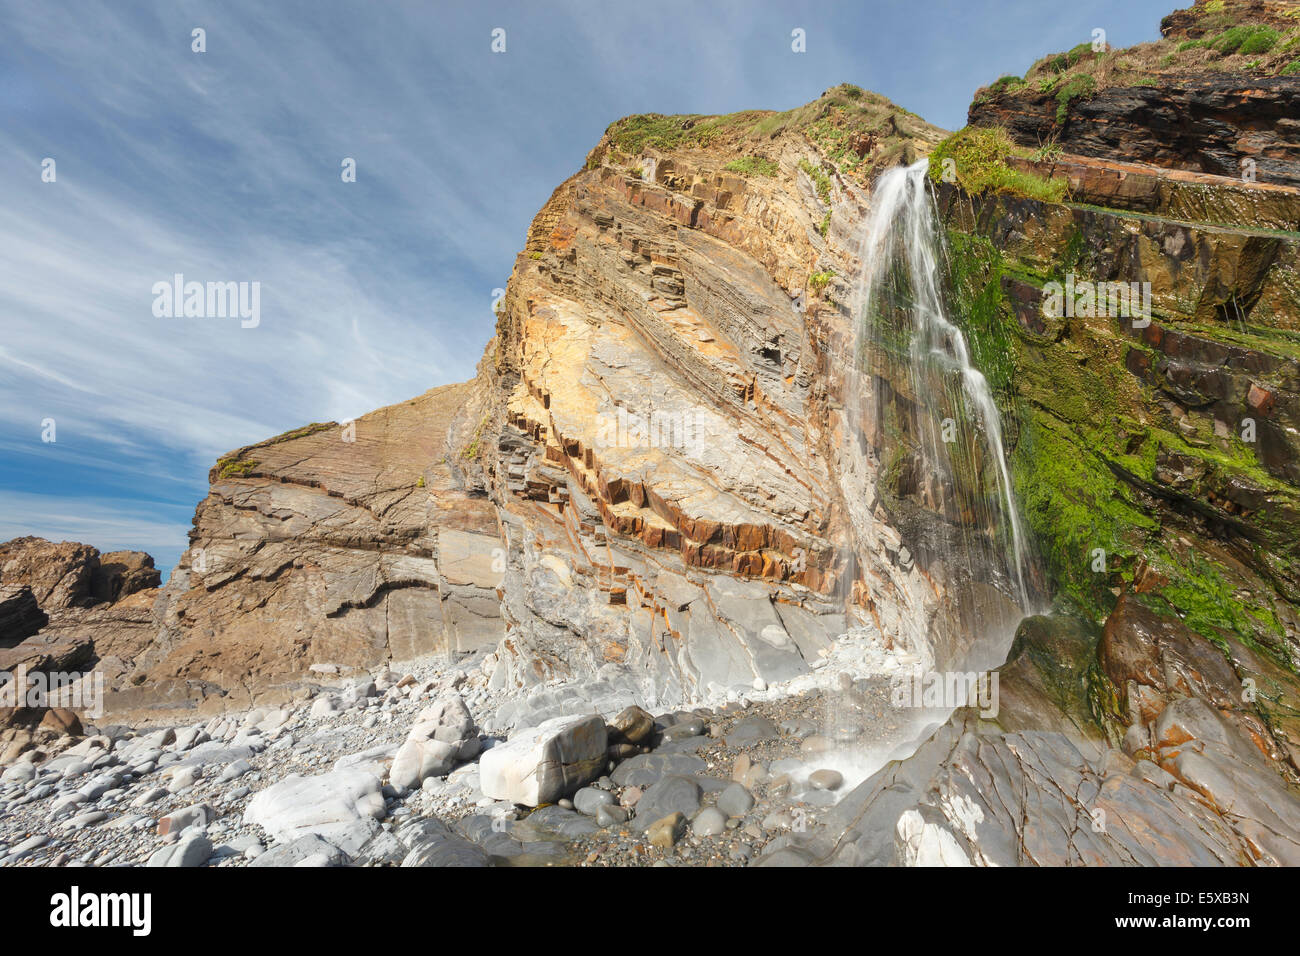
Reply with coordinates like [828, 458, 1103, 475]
[771, 158, 1050, 806]
[852, 159, 1033, 618]
[791, 159, 1043, 802]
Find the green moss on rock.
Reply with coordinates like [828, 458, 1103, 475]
[937, 182, 1300, 679]
[217, 456, 259, 479]
[928, 127, 1068, 203]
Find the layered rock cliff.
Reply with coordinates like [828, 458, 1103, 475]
[122, 382, 507, 716]
[461, 94, 1024, 720]
[969, 0, 1300, 184]
[56, 86, 994, 727]
[770, 0, 1300, 866]
[5, 0, 1300, 867]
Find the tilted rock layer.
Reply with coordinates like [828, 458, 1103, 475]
[53, 86, 971, 726]
[121, 382, 507, 717]
[7, 1, 1300, 866]
[969, 0, 1300, 185]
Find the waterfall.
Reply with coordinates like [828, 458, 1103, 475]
[730, 158, 1044, 800]
[851, 159, 1033, 620]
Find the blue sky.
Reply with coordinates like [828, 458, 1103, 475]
[0, 0, 1174, 575]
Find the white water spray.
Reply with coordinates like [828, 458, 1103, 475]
[853, 159, 1032, 611]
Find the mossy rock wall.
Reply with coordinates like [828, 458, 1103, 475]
[933, 182, 1300, 676]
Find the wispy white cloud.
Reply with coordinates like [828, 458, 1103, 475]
[0, 0, 1171, 566]
[0, 2, 506, 495]
[0, 489, 192, 562]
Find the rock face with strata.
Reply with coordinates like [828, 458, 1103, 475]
[460, 91, 1016, 712]
[969, 1, 1300, 185]
[106, 382, 507, 718]
[5, 2, 1300, 868]
[973, 76, 1300, 188]
[0, 536, 162, 751]
[72, 86, 973, 726]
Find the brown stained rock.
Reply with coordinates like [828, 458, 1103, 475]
[646, 812, 686, 849]
[1248, 382, 1277, 416]
[0, 728, 35, 763]
[1100, 595, 1178, 693]
[120, 381, 507, 713]
[1091, 589, 1300, 861]
[607, 705, 654, 746]
[731, 752, 752, 782]
[1101, 594, 1246, 718]
[0, 537, 101, 610]
[39, 707, 82, 736]
[92, 551, 161, 603]
[791, 712, 1269, 867]
[1128, 683, 1168, 729]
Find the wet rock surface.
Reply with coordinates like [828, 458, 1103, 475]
[5, 3, 1300, 866]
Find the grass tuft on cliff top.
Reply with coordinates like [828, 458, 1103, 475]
[599, 84, 945, 189]
[928, 126, 1069, 203]
[217, 456, 259, 479]
[970, 0, 1300, 109]
[1054, 73, 1097, 124]
[264, 422, 333, 445]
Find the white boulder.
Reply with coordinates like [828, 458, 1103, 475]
[243, 768, 386, 854]
[389, 694, 480, 791]
[146, 831, 213, 868]
[479, 714, 607, 806]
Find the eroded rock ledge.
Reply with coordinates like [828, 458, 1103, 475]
[6, 6, 1300, 864]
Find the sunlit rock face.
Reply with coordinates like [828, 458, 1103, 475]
[460, 92, 1038, 709]
[9, 21, 1300, 867]
[100, 382, 507, 719]
[13, 87, 994, 726]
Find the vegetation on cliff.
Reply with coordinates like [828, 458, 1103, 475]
[926, 126, 1068, 202]
[722, 155, 779, 177]
[972, 0, 1300, 114]
[939, 190, 1299, 682]
[594, 84, 944, 190]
